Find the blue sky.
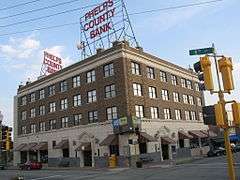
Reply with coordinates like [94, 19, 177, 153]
[0, 0, 239, 126]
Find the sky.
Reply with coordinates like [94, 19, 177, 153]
[0, 0, 239, 126]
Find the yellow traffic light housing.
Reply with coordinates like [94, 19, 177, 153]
[214, 102, 225, 127]
[6, 129, 10, 151]
[200, 56, 214, 91]
[218, 57, 234, 91]
[232, 102, 240, 127]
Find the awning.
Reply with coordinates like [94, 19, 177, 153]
[178, 131, 193, 139]
[54, 140, 69, 149]
[161, 137, 176, 144]
[201, 130, 217, 137]
[139, 132, 157, 142]
[32, 142, 48, 151]
[189, 130, 208, 138]
[14, 143, 27, 151]
[99, 134, 118, 146]
[75, 142, 91, 151]
[21, 143, 38, 151]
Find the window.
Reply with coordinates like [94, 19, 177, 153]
[199, 112, 203, 121]
[61, 117, 69, 128]
[160, 71, 167, 82]
[135, 105, 144, 118]
[197, 97, 202, 106]
[49, 85, 55, 96]
[74, 114, 82, 126]
[61, 98, 68, 110]
[190, 111, 196, 120]
[171, 75, 177, 85]
[150, 107, 159, 119]
[60, 80, 68, 92]
[181, 78, 186, 88]
[133, 83, 142, 96]
[195, 82, 200, 91]
[131, 62, 140, 75]
[49, 120, 56, 130]
[175, 109, 181, 120]
[73, 94, 81, 107]
[149, 86, 157, 99]
[30, 124, 36, 134]
[39, 122, 46, 132]
[183, 94, 188, 104]
[88, 111, 98, 123]
[88, 90, 97, 103]
[30, 93, 35, 102]
[107, 107, 118, 121]
[185, 111, 190, 120]
[73, 75, 80, 88]
[105, 84, 116, 98]
[39, 89, 45, 99]
[186, 80, 192, 90]
[39, 105, 45, 116]
[164, 108, 171, 119]
[49, 102, 56, 113]
[104, 63, 114, 77]
[173, 92, 180, 102]
[86, 70, 96, 83]
[30, 108, 36, 118]
[147, 67, 155, 79]
[21, 111, 27, 121]
[21, 126, 26, 134]
[21, 96, 27, 105]
[188, 95, 194, 105]
[161, 89, 169, 101]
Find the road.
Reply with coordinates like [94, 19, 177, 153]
[1, 153, 239, 180]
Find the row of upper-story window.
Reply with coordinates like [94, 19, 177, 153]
[132, 83, 202, 106]
[19, 63, 115, 106]
[131, 61, 200, 91]
[20, 84, 116, 120]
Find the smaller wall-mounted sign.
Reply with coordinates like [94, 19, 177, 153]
[41, 51, 63, 75]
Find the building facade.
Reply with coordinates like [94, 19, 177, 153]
[14, 41, 209, 167]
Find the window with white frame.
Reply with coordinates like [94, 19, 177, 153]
[104, 63, 114, 77]
[183, 94, 188, 104]
[161, 89, 169, 101]
[133, 83, 142, 96]
[171, 75, 177, 85]
[147, 66, 155, 79]
[39, 105, 45, 116]
[39, 89, 45, 99]
[21, 126, 26, 134]
[181, 78, 186, 88]
[188, 95, 194, 105]
[74, 114, 82, 126]
[30, 124, 36, 134]
[190, 111, 196, 120]
[164, 108, 171, 119]
[73, 94, 81, 107]
[149, 86, 157, 99]
[61, 98, 68, 110]
[173, 92, 180, 102]
[61, 117, 69, 128]
[30, 108, 36, 118]
[197, 97, 202, 106]
[175, 109, 181, 120]
[21, 96, 27, 105]
[86, 70, 96, 83]
[49, 85, 55, 96]
[88, 111, 98, 123]
[21, 111, 27, 120]
[199, 112, 203, 121]
[186, 80, 192, 90]
[73, 75, 80, 88]
[135, 105, 144, 118]
[195, 82, 200, 91]
[49, 120, 56, 130]
[39, 122, 46, 132]
[160, 71, 167, 82]
[30, 93, 35, 102]
[131, 62, 141, 75]
[150, 107, 159, 119]
[107, 107, 118, 121]
[88, 90, 97, 103]
[105, 84, 116, 98]
[60, 80, 68, 92]
[49, 102, 56, 113]
[185, 111, 190, 120]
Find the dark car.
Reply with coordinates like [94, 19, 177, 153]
[207, 147, 226, 157]
[0, 164, 5, 170]
[233, 144, 240, 153]
[19, 161, 42, 170]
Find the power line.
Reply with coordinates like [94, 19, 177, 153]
[0, 0, 223, 37]
[0, 0, 43, 11]
[0, 0, 82, 20]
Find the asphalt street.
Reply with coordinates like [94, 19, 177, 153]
[1, 153, 239, 180]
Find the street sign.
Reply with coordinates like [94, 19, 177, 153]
[189, 47, 214, 56]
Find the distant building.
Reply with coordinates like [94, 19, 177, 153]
[13, 41, 209, 167]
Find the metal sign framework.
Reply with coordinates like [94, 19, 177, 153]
[79, 0, 139, 59]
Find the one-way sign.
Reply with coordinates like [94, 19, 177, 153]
[189, 47, 214, 56]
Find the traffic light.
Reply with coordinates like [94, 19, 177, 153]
[232, 102, 240, 127]
[6, 128, 12, 151]
[214, 102, 225, 127]
[218, 57, 234, 91]
[193, 56, 214, 91]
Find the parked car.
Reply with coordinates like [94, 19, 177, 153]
[19, 161, 42, 170]
[233, 144, 240, 153]
[0, 163, 5, 170]
[207, 147, 226, 157]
